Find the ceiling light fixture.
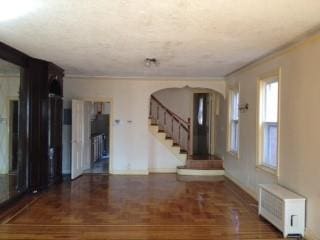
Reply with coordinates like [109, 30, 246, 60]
[144, 58, 159, 67]
[0, 0, 40, 22]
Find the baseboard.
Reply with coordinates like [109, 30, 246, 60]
[149, 168, 177, 173]
[110, 170, 149, 175]
[224, 171, 257, 200]
[305, 228, 319, 240]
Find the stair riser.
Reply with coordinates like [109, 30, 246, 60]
[177, 169, 225, 176]
[186, 159, 223, 169]
[148, 124, 187, 163]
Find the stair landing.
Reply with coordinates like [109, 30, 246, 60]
[177, 155, 224, 176]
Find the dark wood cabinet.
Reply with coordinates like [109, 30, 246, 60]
[48, 95, 63, 185]
[0, 42, 64, 202]
[27, 59, 64, 191]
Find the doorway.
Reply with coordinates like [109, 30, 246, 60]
[193, 93, 210, 156]
[85, 102, 110, 174]
[71, 100, 111, 179]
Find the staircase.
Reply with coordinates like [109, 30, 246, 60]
[148, 121, 187, 163]
[149, 95, 224, 176]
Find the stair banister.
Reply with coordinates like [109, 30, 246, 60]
[149, 95, 191, 155]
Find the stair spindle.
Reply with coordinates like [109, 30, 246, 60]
[157, 105, 159, 122]
[150, 95, 191, 156]
[171, 117, 174, 140]
[149, 98, 152, 118]
[178, 124, 181, 147]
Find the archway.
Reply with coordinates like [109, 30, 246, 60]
[150, 86, 225, 159]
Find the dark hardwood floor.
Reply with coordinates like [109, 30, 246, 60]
[0, 174, 284, 239]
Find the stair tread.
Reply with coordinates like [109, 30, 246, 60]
[186, 159, 223, 162]
[177, 166, 224, 170]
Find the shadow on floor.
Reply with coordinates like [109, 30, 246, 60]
[84, 156, 109, 174]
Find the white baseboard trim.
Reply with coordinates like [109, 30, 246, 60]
[177, 168, 225, 176]
[305, 228, 319, 240]
[110, 170, 149, 175]
[224, 171, 257, 200]
[149, 168, 177, 173]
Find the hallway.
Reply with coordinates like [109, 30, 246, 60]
[0, 174, 283, 239]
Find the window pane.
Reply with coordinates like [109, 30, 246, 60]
[263, 124, 278, 168]
[231, 120, 239, 152]
[198, 97, 204, 125]
[229, 90, 239, 153]
[232, 92, 239, 120]
[264, 81, 278, 122]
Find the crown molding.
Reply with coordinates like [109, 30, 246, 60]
[65, 74, 225, 82]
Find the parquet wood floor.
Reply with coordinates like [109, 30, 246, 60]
[0, 174, 285, 239]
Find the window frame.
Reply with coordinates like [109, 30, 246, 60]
[227, 88, 240, 157]
[257, 71, 281, 176]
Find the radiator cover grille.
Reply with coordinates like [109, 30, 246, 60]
[261, 189, 283, 221]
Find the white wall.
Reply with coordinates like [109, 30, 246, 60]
[153, 87, 192, 121]
[214, 94, 227, 159]
[103, 102, 111, 114]
[63, 78, 225, 174]
[225, 34, 320, 239]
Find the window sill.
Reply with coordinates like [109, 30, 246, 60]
[256, 164, 278, 177]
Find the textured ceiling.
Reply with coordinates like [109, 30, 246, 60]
[0, 0, 320, 78]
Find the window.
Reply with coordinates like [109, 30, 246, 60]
[197, 97, 204, 125]
[258, 77, 279, 171]
[229, 90, 239, 154]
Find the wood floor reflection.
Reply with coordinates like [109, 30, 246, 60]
[0, 174, 284, 239]
[0, 174, 18, 204]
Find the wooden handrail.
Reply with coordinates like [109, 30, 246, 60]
[150, 95, 190, 126]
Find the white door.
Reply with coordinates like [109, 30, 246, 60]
[71, 100, 84, 179]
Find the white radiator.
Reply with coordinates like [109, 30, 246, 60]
[259, 184, 306, 238]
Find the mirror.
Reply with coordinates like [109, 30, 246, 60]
[0, 58, 22, 204]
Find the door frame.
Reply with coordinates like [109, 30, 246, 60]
[77, 97, 113, 174]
